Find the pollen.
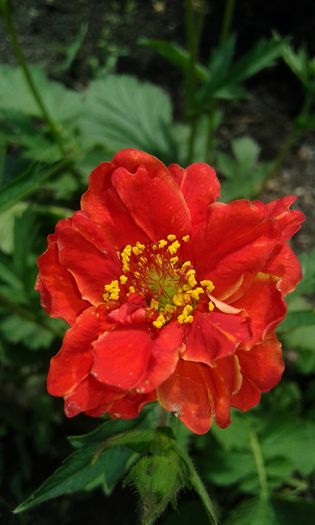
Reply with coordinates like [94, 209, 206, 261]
[167, 234, 176, 241]
[182, 235, 190, 242]
[104, 280, 120, 301]
[200, 280, 215, 293]
[119, 275, 128, 284]
[177, 304, 193, 324]
[153, 314, 167, 328]
[158, 239, 168, 249]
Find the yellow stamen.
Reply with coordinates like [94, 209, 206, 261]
[167, 234, 176, 241]
[168, 240, 181, 255]
[170, 256, 179, 265]
[208, 301, 215, 312]
[200, 279, 215, 293]
[182, 235, 190, 242]
[153, 314, 166, 328]
[119, 275, 128, 284]
[158, 239, 168, 249]
[129, 285, 135, 293]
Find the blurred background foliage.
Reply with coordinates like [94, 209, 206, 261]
[0, 1, 315, 524]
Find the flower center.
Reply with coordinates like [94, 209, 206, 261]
[103, 234, 215, 328]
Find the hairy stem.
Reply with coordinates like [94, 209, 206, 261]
[249, 426, 269, 500]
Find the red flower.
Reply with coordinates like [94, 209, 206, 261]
[36, 149, 304, 434]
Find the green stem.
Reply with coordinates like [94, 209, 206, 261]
[249, 427, 269, 501]
[220, 0, 236, 44]
[0, 290, 63, 337]
[185, 0, 206, 164]
[1, 2, 66, 157]
[205, 0, 236, 163]
[174, 443, 218, 524]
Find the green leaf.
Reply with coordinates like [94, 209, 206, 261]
[0, 161, 66, 213]
[295, 248, 315, 295]
[198, 37, 282, 105]
[0, 65, 82, 122]
[281, 41, 310, 86]
[225, 497, 277, 525]
[139, 38, 208, 81]
[217, 137, 270, 200]
[0, 202, 28, 254]
[14, 419, 147, 513]
[79, 74, 173, 160]
[277, 310, 315, 333]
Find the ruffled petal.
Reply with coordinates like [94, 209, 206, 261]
[64, 375, 122, 417]
[182, 311, 251, 365]
[109, 391, 156, 419]
[265, 196, 305, 241]
[168, 162, 220, 229]
[48, 305, 112, 397]
[232, 277, 287, 346]
[36, 234, 89, 325]
[81, 161, 148, 248]
[157, 360, 214, 434]
[263, 243, 302, 294]
[211, 357, 241, 428]
[186, 200, 280, 298]
[111, 162, 191, 241]
[237, 332, 284, 392]
[92, 321, 183, 392]
[56, 212, 120, 305]
[231, 376, 261, 411]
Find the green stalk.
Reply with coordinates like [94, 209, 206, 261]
[1, 2, 66, 157]
[249, 427, 269, 501]
[205, 0, 236, 163]
[220, 0, 236, 44]
[174, 441, 218, 524]
[185, 0, 206, 164]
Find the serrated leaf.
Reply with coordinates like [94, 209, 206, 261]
[217, 137, 270, 200]
[0, 65, 82, 121]
[225, 497, 277, 525]
[79, 74, 173, 159]
[14, 443, 137, 513]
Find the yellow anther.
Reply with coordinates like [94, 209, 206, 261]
[132, 245, 143, 255]
[183, 283, 192, 291]
[173, 294, 185, 306]
[200, 280, 215, 293]
[182, 235, 190, 242]
[181, 260, 191, 269]
[170, 256, 179, 265]
[186, 269, 197, 287]
[158, 239, 168, 249]
[190, 287, 204, 300]
[104, 280, 120, 301]
[177, 304, 194, 324]
[153, 314, 166, 328]
[134, 271, 140, 277]
[129, 286, 136, 293]
[168, 240, 181, 255]
[152, 244, 158, 250]
[167, 234, 176, 241]
[208, 301, 215, 312]
[119, 275, 128, 284]
[164, 304, 177, 314]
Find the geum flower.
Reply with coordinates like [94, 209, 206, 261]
[36, 149, 304, 434]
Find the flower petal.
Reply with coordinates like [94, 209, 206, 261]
[232, 277, 287, 345]
[109, 391, 156, 419]
[263, 243, 302, 294]
[48, 305, 112, 397]
[64, 375, 122, 417]
[111, 163, 191, 241]
[168, 162, 220, 228]
[92, 321, 183, 392]
[56, 212, 120, 305]
[182, 311, 251, 365]
[157, 360, 214, 434]
[36, 234, 89, 325]
[265, 196, 305, 241]
[81, 161, 148, 248]
[237, 332, 284, 392]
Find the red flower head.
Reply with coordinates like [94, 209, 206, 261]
[36, 149, 304, 434]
